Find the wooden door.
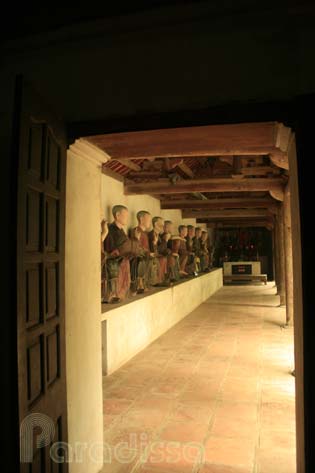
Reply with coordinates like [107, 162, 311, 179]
[16, 77, 68, 473]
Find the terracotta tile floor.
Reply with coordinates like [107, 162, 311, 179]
[101, 283, 296, 473]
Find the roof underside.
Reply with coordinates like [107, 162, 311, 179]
[85, 121, 291, 228]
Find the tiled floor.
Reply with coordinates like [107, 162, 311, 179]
[102, 283, 296, 473]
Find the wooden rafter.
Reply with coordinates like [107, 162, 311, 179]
[240, 166, 281, 175]
[198, 216, 274, 224]
[125, 177, 284, 195]
[182, 209, 273, 219]
[269, 189, 284, 201]
[269, 153, 289, 170]
[275, 123, 292, 152]
[86, 122, 290, 161]
[161, 198, 276, 210]
[206, 221, 274, 229]
[128, 171, 161, 178]
[115, 159, 141, 171]
[268, 123, 292, 170]
[101, 164, 124, 182]
[177, 162, 194, 178]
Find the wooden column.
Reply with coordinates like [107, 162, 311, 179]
[272, 226, 278, 286]
[276, 207, 286, 305]
[283, 182, 294, 324]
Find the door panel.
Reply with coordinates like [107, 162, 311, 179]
[17, 78, 68, 473]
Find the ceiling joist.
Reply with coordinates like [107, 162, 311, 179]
[269, 189, 284, 201]
[87, 122, 290, 161]
[125, 177, 284, 195]
[270, 153, 289, 170]
[206, 221, 274, 230]
[161, 198, 277, 210]
[183, 209, 273, 219]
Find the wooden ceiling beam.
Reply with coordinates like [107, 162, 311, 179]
[206, 221, 274, 229]
[128, 171, 161, 178]
[269, 189, 284, 201]
[183, 209, 272, 219]
[161, 198, 276, 210]
[269, 152, 289, 170]
[204, 218, 273, 223]
[177, 162, 194, 178]
[240, 166, 280, 175]
[233, 156, 242, 174]
[101, 164, 124, 182]
[125, 177, 284, 195]
[275, 123, 292, 153]
[219, 156, 233, 165]
[268, 124, 292, 170]
[87, 122, 290, 160]
[103, 147, 279, 160]
[198, 217, 274, 225]
[115, 159, 141, 171]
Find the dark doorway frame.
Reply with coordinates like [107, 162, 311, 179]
[67, 95, 314, 473]
[9, 90, 314, 472]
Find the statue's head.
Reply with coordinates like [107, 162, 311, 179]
[137, 210, 152, 229]
[164, 220, 173, 234]
[112, 205, 129, 226]
[195, 227, 202, 238]
[201, 230, 208, 241]
[187, 225, 195, 238]
[152, 216, 164, 234]
[178, 224, 188, 237]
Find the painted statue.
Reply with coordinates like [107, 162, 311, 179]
[168, 235, 183, 281]
[163, 220, 174, 251]
[130, 210, 160, 291]
[200, 229, 211, 272]
[185, 225, 200, 275]
[193, 227, 202, 256]
[101, 218, 108, 303]
[104, 205, 146, 303]
[177, 225, 190, 277]
[148, 216, 170, 286]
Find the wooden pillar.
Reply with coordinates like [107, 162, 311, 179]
[283, 182, 294, 324]
[272, 226, 279, 287]
[276, 207, 286, 306]
[287, 132, 305, 472]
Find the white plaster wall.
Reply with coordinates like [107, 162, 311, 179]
[160, 208, 199, 231]
[102, 269, 223, 374]
[65, 151, 104, 473]
[101, 173, 204, 230]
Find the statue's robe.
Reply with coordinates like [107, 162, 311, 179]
[101, 235, 107, 302]
[200, 238, 210, 271]
[158, 234, 173, 284]
[148, 230, 168, 284]
[130, 226, 159, 289]
[104, 221, 145, 301]
[193, 235, 201, 256]
[210, 244, 215, 267]
[178, 237, 189, 273]
[168, 237, 181, 281]
[185, 236, 200, 274]
[194, 235, 204, 273]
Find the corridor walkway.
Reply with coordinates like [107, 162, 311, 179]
[102, 282, 296, 473]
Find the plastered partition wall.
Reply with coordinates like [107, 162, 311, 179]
[65, 147, 104, 473]
[102, 269, 223, 375]
[101, 173, 205, 229]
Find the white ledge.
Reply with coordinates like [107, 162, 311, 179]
[101, 268, 223, 375]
